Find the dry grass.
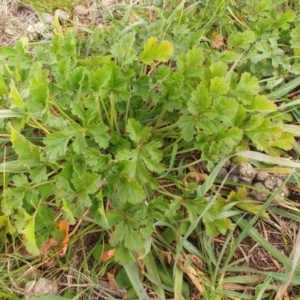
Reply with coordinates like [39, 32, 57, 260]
[0, 0, 39, 46]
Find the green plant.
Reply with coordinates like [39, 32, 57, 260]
[0, 3, 295, 260]
[2, 1, 300, 298]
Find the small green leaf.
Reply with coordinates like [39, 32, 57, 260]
[88, 123, 110, 149]
[115, 179, 146, 204]
[177, 115, 196, 142]
[232, 72, 259, 105]
[114, 243, 135, 265]
[228, 30, 256, 49]
[29, 66, 49, 106]
[104, 61, 130, 100]
[209, 77, 230, 97]
[88, 68, 111, 93]
[2, 188, 25, 215]
[246, 95, 276, 112]
[68, 66, 85, 90]
[276, 11, 295, 30]
[72, 172, 100, 198]
[139, 37, 174, 65]
[10, 127, 42, 167]
[44, 130, 76, 161]
[126, 119, 150, 144]
[111, 32, 137, 65]
[73, 131, 87, 154]
[21, 215, 40, 255]
[177, 48, 204, 78]
[9, 81, 24, 108]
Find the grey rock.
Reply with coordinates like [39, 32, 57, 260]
[55, 9, 71, 21]
[263, 178, 276, 190]
[24, 278, 58, 299]
[256, 171, 269, 182]
[250, 182, 269, 201]
[238, 163, 256, 184]
[217, 167, 229, 180]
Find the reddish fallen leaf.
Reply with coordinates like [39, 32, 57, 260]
[213, 34, 224, 49]
[58, 219, 70, 245]
[58, 219, 70, 257]
[102, 249, 117, 261]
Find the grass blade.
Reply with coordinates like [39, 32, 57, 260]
[124, 262, 150, 300]
[174, 265, 183, 300]
[267, 76, 300, 100]
[144, 252, 166, 300]
[0, 110, 24, 118]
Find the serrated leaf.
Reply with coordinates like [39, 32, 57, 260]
[214, 97, 238, 125]
[246, 119, 283, 151]
[188, 83, 211, 115]
[88, 68, 111, 93]
[21, 216, 40, 255]
[110, 220, 143, 251]
[9, 81, 24, 108]
[72, 172, 100, 196]
[177, 48, 204, 78]
[116, 179, 146, 204]
[209, 62, 228, 78]
[139, 37, 174, 65]
[209, 77, 230, 97]
[232, 72, 259, 105]
[228, 30, 256, 49]
[29, 65, 49, 105]
[68, 66, 85, 90]
[111, 32, 137, 65]
[276, 11, 295, 30]
[246, 95, 276, 112]
[239, 114, 264, 131]
[103, 61, 130, 100]
[126, 119, 150, 144]
[116, 139, 163, 182]
[291, 25, 300, 48]
[2, 188, 25, 215]
[271, 132, 294, 151]
[73, 131, 87, 154]
[44, 130, 76, 161]
[88, 123, 109, 149]
[177, 115, 196, 142]
[114, 243, 135, 265]
[10, 127, 42, 167]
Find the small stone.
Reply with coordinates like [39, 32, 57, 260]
[27, 22, 48, 40]
[217, 167, 228, 180]
[228, 174, 239, 182]
[263, 178, 275, 190]
[224, 159, 232, 169]
[74, 5, 90, 15]
[230, 164, 240, 175]
[24, 278, 58, 299]
[274, 177, 283, 187]
[238, 163, 256, 184]
[251, 182, 269, 201]
[256, 171, 269, 182]
[272, 184, 289, 199]
[55, 9, 71, 21]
